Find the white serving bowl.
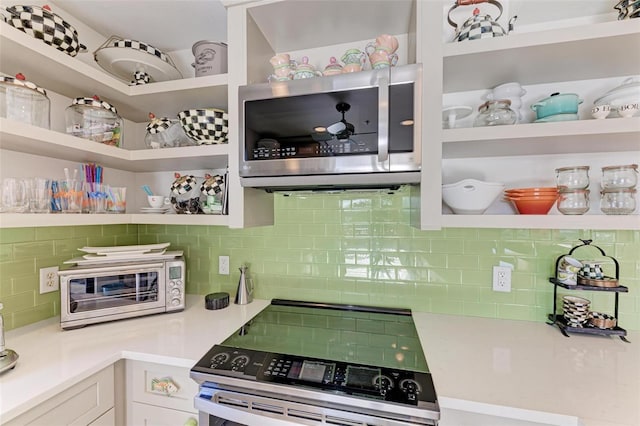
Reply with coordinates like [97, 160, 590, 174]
[442, 178, 505, 214]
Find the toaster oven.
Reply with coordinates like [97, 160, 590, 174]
[58, 258, 185, 329]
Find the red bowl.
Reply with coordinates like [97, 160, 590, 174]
[508, 196, 557, 214]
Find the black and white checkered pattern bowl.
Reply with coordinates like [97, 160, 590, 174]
[5, 5, 86, 57]
[113, 39, 170, 64]
[178, 109, 229, 145]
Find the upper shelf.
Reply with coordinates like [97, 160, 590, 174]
[0, 119, 230, 172]
[443, 19, 640, 92]
[442, 214, 639, 230]
[442, 117, 640, 159]
[246, 0, 415, 52]
[0, 23, 228, 122]
[0, 213, 229, 228]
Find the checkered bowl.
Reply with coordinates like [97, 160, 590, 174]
[4, 5, 86, 57]
[178, 108, 228, 145]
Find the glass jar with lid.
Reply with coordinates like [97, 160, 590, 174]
[600, 188, 636, 215]
[473, 100, 517, 127]
[0, 73, 50, 129]
[557, 189, 590, 215]
[556, 166, 590, 190]
[601, 164, 638, 189]
[65, 96, 123, 147]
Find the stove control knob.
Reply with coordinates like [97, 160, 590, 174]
[373, 375, 394, 394]
[400, 379, 421, 395]
[231, 355, 250, 371]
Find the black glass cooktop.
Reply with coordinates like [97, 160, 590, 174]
[221, 299, 429, 373]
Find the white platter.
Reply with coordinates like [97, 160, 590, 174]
[66, 250, 183, 266]
[94, 46, 182, 83]
[84, 248, 167, 259]
[78, 242, 170, 254]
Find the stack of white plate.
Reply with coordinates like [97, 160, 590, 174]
[563, 295, 591, 327]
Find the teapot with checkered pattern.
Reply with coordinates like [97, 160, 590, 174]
[447, 0, 517, 42]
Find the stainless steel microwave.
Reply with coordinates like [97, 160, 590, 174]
[58, 258, 185, 329]
[239, 64, 422, 191]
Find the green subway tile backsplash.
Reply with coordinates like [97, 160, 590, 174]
[1, 189, 639, 332]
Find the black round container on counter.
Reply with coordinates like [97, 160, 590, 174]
[205, 292, 229, 310]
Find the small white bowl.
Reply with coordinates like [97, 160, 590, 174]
[442, 178, 505, 214]
[591, 104, 611, 119]
[617, 103, 639, 118]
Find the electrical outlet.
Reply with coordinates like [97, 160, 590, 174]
[492, 266, 512, 292]
[219, 256, 230, 275]
[39, 266, 59, 294]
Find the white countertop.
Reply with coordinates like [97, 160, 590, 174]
[1, 296, 638, 426]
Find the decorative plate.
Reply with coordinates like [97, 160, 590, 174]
[94, 36, 182, 83]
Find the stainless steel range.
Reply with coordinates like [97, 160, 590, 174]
[190, 300, 439, 425]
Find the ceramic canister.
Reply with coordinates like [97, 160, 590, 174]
[579, 262, 604, 279]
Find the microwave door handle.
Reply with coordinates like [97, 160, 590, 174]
[377, 72, 389, 164]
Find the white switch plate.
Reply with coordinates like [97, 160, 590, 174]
[39, 266, 59, 294]
[219, 256, 230, 275]
[492, 266, 512, 292]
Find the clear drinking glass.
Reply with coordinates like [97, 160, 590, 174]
[84, 182, 109, 213]
[26, 177, 51, 213]
[2, 177, 28, 213]
[60, 180, 83, 213]
[106, 186, 126, 213]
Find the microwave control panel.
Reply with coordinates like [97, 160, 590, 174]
[250, 138, 375, 160]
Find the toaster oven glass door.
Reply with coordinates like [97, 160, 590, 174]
[68, 270, 159, 313]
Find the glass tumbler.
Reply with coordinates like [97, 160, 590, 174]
[60, 180, 84, 213]
[106, 186, 126, 213]
[2, 177, 28, 213]
[26, 177, 51, 213]
[84, 182, 109, 213]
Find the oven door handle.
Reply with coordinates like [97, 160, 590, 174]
[377, 70, 390, 164]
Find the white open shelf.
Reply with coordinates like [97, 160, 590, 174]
[443, 19, 640, 92]
[0, 22, 228, 122]
[0, 119, 229, 172]
[441, 214, 639, 230]
[0, 213, 229, 228]
[442, 117, 640, 158]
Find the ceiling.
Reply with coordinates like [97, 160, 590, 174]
[54, 0, 228, 52]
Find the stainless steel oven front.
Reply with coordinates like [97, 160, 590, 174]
[58, 259, 185, 329]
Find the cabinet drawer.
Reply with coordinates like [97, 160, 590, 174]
[5, 365, 114, 426]
[127, 360, 198, 414]
[130, 401, 199, 426]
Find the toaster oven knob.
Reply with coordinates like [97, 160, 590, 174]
[176, 280, 183, 286]
[170, 298, 182, 307]
[171, 288, 181, 296]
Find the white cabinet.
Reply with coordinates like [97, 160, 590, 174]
[130, 402, 198, 426]
[4, 365, 115, 426]
[125, 360, 198, 426]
